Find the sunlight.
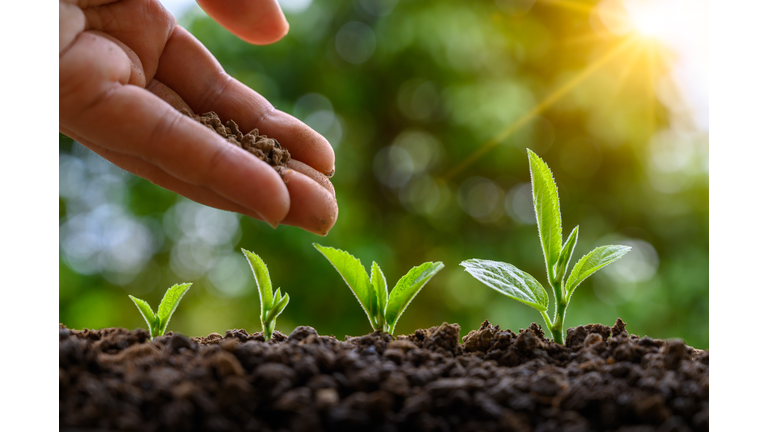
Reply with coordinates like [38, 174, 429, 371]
[624, 0, 676, 39]
[442, 37, 637, 180]
[597, 0, 687, 44]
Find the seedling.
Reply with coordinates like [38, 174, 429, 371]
[314, 243, 444, 335]
[129, 283, 192, 340]
[242, 249, 290, 341]
[460, 149, 631, 344]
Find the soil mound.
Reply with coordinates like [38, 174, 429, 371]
[59, 319, 708, 432]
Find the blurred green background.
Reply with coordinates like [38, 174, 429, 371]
[59, 0, 709, 348]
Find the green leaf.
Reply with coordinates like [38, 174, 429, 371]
[156, 283, 192, 336]
[265, 292, 290, 325]
[370, 261, 388, 329]
[565, 245, 632, 300]
[272, 288, 282, 307]
[527, 149, 562, 282]
[554, 226, 579, 282]
[314, 244, 378, 329]
[384, 262, 444, 334]
[129, 295, 158, 338]
[242, 249, 274, 314]
[460, 259, 549, 312]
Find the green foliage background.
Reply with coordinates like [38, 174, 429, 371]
[59, 0, 709, 348]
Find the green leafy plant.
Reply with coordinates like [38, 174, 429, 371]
[460, 149, 631, 344]
[314, 244, 444, 335]
[242, 249, 290, 341]
[129, 283, 192, 340]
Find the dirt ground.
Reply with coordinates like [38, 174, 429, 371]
[59, 319, 708, 432]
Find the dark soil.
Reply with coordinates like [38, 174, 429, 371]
[59, 319, 708, 432]
[184, 110, 291, 176]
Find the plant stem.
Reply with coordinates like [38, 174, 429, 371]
[550, 301, 566, 344]
[263, 320, 275, 341]
[539, 310, 553, 329]
[548, 280, 567, 345]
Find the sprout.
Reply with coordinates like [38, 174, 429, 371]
[129, 283, 192, 340]
[461, 149, 631, 344]
[314, 244, 443, 335]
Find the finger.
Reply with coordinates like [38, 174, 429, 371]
[147, 79, 193, 113]
[64, 1, 121, 6]
[154, 26, 335, 176]
[286, 159, 335, 198]
[87, 30, 147, 87]
[82, 0, 175, 82]
[60, 31, 134, 108]
[60, 125, 266, 221]
[280, 170, 338, 236]
[61, 124, 338, 235]
[60, 32, 290, 226]
[59, 1, 86, 54]
[196, 0, 289, 45]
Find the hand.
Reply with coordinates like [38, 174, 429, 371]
[59, 0, 338, 235]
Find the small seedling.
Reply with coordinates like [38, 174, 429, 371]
[242, 249, 290, 341]
[129, 283, 192, 341]
[460, 149, 631, 344]
[314, 243, 444, 335]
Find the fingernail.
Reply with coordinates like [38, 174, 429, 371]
[326, 165, 335, 178]
[252, 210, 280, 229]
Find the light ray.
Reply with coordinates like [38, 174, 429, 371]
[613, 42, 644, 94]
[442, 36, 637, 180]
[537, 0, 596, 15]
[646, 41, 658, 137]
[562, 30, 618, 47]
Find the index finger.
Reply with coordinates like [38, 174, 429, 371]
[196, 0, 289, 45]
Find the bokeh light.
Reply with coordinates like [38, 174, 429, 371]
[335, 21, 377, 64]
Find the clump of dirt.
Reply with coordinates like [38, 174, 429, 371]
[185, 110, 290, 176]
[59, 319, 708, 432]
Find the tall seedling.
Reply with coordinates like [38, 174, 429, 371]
[460, 149, 631, 344]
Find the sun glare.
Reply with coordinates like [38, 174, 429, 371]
[445, 0, 707, 178]
[597, 0, 687, 44]
[625, 1, 670, 37]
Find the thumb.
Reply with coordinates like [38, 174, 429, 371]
[196, 0, 289, 45]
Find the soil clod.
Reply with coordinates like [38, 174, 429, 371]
[185, 110, 291, 177]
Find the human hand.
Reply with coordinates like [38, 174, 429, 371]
[59, 0, 338, 235]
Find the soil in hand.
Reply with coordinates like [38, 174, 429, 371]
[186, 111, 291, 176]
[59, 319, 708, 432]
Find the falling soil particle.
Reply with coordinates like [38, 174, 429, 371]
[59, 319, 708, 432]
[185, 110, 291, 178]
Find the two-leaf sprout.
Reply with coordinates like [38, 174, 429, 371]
[314, 243, 444, 335]
[129, 283, 192, 340]
[242, 249, 290, 341]
[460, 149, 631, 344]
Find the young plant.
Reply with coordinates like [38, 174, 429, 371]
[242, 249, 290, 341]
[129, 283, 192, 341]
[460, 149, 631, 344]
[314, 244, 444, 335]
